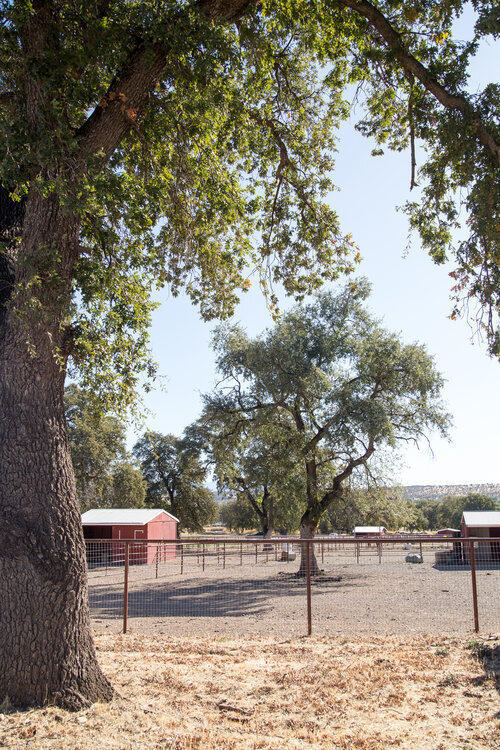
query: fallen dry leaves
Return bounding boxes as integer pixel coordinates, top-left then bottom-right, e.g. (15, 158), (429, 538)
(0, 634), (498, 749)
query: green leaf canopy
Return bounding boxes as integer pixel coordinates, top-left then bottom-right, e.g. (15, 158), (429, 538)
(1, 0), (498, 412)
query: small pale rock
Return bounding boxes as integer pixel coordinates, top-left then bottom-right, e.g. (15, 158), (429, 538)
(406, 553), (423, 563)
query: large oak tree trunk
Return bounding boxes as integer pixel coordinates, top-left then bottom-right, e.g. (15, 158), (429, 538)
(297, 484), (345, 576)
(297, 519), (321, 577)
(296, 457), (322, 576)
(0, 194), (113, 709)
(262, 521), (275, 552)
(263, 490), (274, 539)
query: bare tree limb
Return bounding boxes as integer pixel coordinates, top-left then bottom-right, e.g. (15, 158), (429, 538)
(320, 439), (375, 510)
(235, 476), (265, 520)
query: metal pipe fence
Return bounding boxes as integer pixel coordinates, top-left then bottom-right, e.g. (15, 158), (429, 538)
(85, 537), (499, 637)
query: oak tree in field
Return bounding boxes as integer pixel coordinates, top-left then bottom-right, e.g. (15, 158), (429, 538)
(108, 459), (147, 509)
(66, 385), (145, 509)
(219, 495), (258, 533)
(133, 432), (218, 533)
(196, 413), (305, 537)
(66, 384), (127, 511)
(207, 281), (450, 573)
(0, 0), (496, 707)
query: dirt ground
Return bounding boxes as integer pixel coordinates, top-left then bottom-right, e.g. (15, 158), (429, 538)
(1, 634), (498, 749)
(88, 550), (500, 637)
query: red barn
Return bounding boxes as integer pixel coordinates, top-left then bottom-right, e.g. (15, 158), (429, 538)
(82, 508), (179, 565)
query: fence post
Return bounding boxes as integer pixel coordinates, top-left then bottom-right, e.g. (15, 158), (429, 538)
(223, 542), (226, 569)
(305, 541), (312, 636)
(123, 541), (130, 634)
(469, 540), (479, 633)
(255, 543), (258, 564)
(240, 542), (243, 565)
(155, 545), (159, 579)
(419, 541), (423, 561)
(356, 542), (360, 564)
(202, 543), (205, 572)
(321, 542), (324, 564)
(180, 543), (184, 574)
(378, 542), (382, 564)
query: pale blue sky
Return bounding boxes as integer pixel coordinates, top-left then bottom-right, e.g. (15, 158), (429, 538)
(127, 10), (499, 486)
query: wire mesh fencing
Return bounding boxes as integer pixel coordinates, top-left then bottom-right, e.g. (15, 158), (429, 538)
(85, 537), (499, 638)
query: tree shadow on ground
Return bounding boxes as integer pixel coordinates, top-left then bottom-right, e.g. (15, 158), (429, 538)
(468, 641), (500, 695)
(88, 570), (365, 620)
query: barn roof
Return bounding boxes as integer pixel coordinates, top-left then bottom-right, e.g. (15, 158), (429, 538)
(353, 526), (386, 533)
(81, 508), (179, 525)
(462, 511), (500, 528)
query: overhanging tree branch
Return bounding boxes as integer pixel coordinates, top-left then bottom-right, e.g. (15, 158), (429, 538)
(76, 0), (254, 163)
(335, 0), (500, 166)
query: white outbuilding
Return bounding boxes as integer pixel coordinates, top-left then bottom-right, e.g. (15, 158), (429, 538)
(353, 525), (386, 538)
(461, 510), (500, 562)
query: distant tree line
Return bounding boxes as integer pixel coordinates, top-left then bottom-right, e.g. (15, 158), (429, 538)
(410, 493), (498, 531)
(219, 487), (420, 536)
(402, 485), (500, 503)
(66, 386), (218, 533)
(218, 489), (498, 535)
(65, 384), (146, 513)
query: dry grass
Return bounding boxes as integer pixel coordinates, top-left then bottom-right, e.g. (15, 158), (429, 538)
(1, 634), (498, 749)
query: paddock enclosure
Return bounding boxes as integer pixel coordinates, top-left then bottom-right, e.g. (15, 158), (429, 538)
(86, 537), (499, 637)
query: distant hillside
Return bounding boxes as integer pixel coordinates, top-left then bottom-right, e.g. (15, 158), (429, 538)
(213, 484), (500, 503)
(403, 484), (500, 502)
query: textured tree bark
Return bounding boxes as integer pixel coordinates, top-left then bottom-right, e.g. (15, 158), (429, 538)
(0, 194), (113, 709)
(295, 456), (322, 576)
(262, 523), (275, 538)
(297, 519), (321, 577)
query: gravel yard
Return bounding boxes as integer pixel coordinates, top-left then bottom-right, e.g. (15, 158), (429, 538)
(88, 546), (500, 637)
